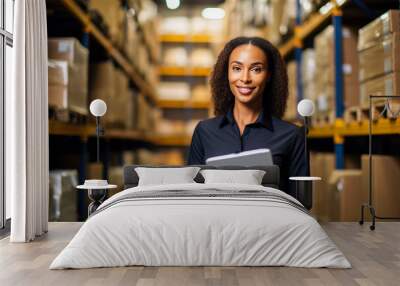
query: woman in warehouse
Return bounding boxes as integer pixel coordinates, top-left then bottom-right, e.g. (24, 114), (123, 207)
(188, 36), (308, 198)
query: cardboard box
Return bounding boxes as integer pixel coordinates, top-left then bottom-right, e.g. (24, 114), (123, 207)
(48, 85), (68, 109)
(359, 33), (400, 82)
(48, 38), (88, 66)
(158, 82), (191, 100)
(48, 60), (68, 85)
(361, 155), (400, 218)
(159, 17), (191, 35)
(328, 170), (363, 221)
(190, 48), (214, 67)
(48, 59), (87, 113)
(360, 72), (400, 107)
(163, 47), (188, 67)
(358, 10), (400, 51)
(301, 49), (316, 84)
(48, 39), (88, 114)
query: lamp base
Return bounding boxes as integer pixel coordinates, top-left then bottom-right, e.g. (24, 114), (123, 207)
(88, 189), (107, 216)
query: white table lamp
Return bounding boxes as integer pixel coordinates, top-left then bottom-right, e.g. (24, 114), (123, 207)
(289, 99), (320, 210)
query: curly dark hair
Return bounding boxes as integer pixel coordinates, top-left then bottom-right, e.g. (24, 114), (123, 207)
(210, 37), (288, 118)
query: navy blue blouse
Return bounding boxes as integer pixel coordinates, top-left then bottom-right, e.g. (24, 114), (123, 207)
(187, 110), (309, 198)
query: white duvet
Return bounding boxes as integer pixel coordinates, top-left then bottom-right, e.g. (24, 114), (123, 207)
(50, 183), (351, 269)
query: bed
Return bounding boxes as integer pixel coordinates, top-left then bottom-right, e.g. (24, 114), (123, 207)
(50, 165), (350, 269)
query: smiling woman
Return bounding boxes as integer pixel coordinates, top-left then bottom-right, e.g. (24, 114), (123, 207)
(187, 37), (309, 199)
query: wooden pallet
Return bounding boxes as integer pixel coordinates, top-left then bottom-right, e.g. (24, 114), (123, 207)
(48, 107), (88, 124)
(312, 111), (335, 127)
(344, 101), (400, 123)
(360, 101), (400, 122)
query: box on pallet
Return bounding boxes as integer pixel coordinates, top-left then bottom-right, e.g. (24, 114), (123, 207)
(48, 38), (88, 115)
(360, 72), (400, 107)
(328, 170), (363, 222)
(358, 10), (400, 51)
(359, 33), (400, 82)
(361, 155), (400, 219)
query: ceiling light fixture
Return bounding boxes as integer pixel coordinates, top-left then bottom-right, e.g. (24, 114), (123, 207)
(166, 0), (180, 10)
(202, 8), (225, 20)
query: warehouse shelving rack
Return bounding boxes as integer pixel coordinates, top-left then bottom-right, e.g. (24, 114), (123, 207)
(279, 0), (400, 169)
(60, 0), (157, 103)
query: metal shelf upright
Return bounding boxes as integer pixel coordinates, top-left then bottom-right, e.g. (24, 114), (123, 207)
(332, 5), (345, 169)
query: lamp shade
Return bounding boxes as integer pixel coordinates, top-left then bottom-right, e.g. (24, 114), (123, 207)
(89, 99), (107, 117)
(297, 99), (315, 117)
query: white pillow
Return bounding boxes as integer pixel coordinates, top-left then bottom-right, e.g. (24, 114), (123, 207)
(200, 169), (266, 185)
(135, 167), (201, 186)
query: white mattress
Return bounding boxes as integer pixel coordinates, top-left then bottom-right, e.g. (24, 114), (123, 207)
(50, 183), (351, 269)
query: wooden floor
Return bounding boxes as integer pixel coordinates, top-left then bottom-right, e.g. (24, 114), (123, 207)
(0, 222), (399, 286)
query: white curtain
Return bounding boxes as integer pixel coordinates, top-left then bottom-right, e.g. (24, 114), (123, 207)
(7, 0), (49, 242)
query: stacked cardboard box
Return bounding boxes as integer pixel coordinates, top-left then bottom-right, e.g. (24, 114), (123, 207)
(285, 61), (297, 120)
(314, 26), (359, 113)
(358, 10), (400, 51)
(90, 61), (137, 129)
(361, 155), (400, 219)
(358, 10), (400, 108)
(48, 38), (89, 115)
